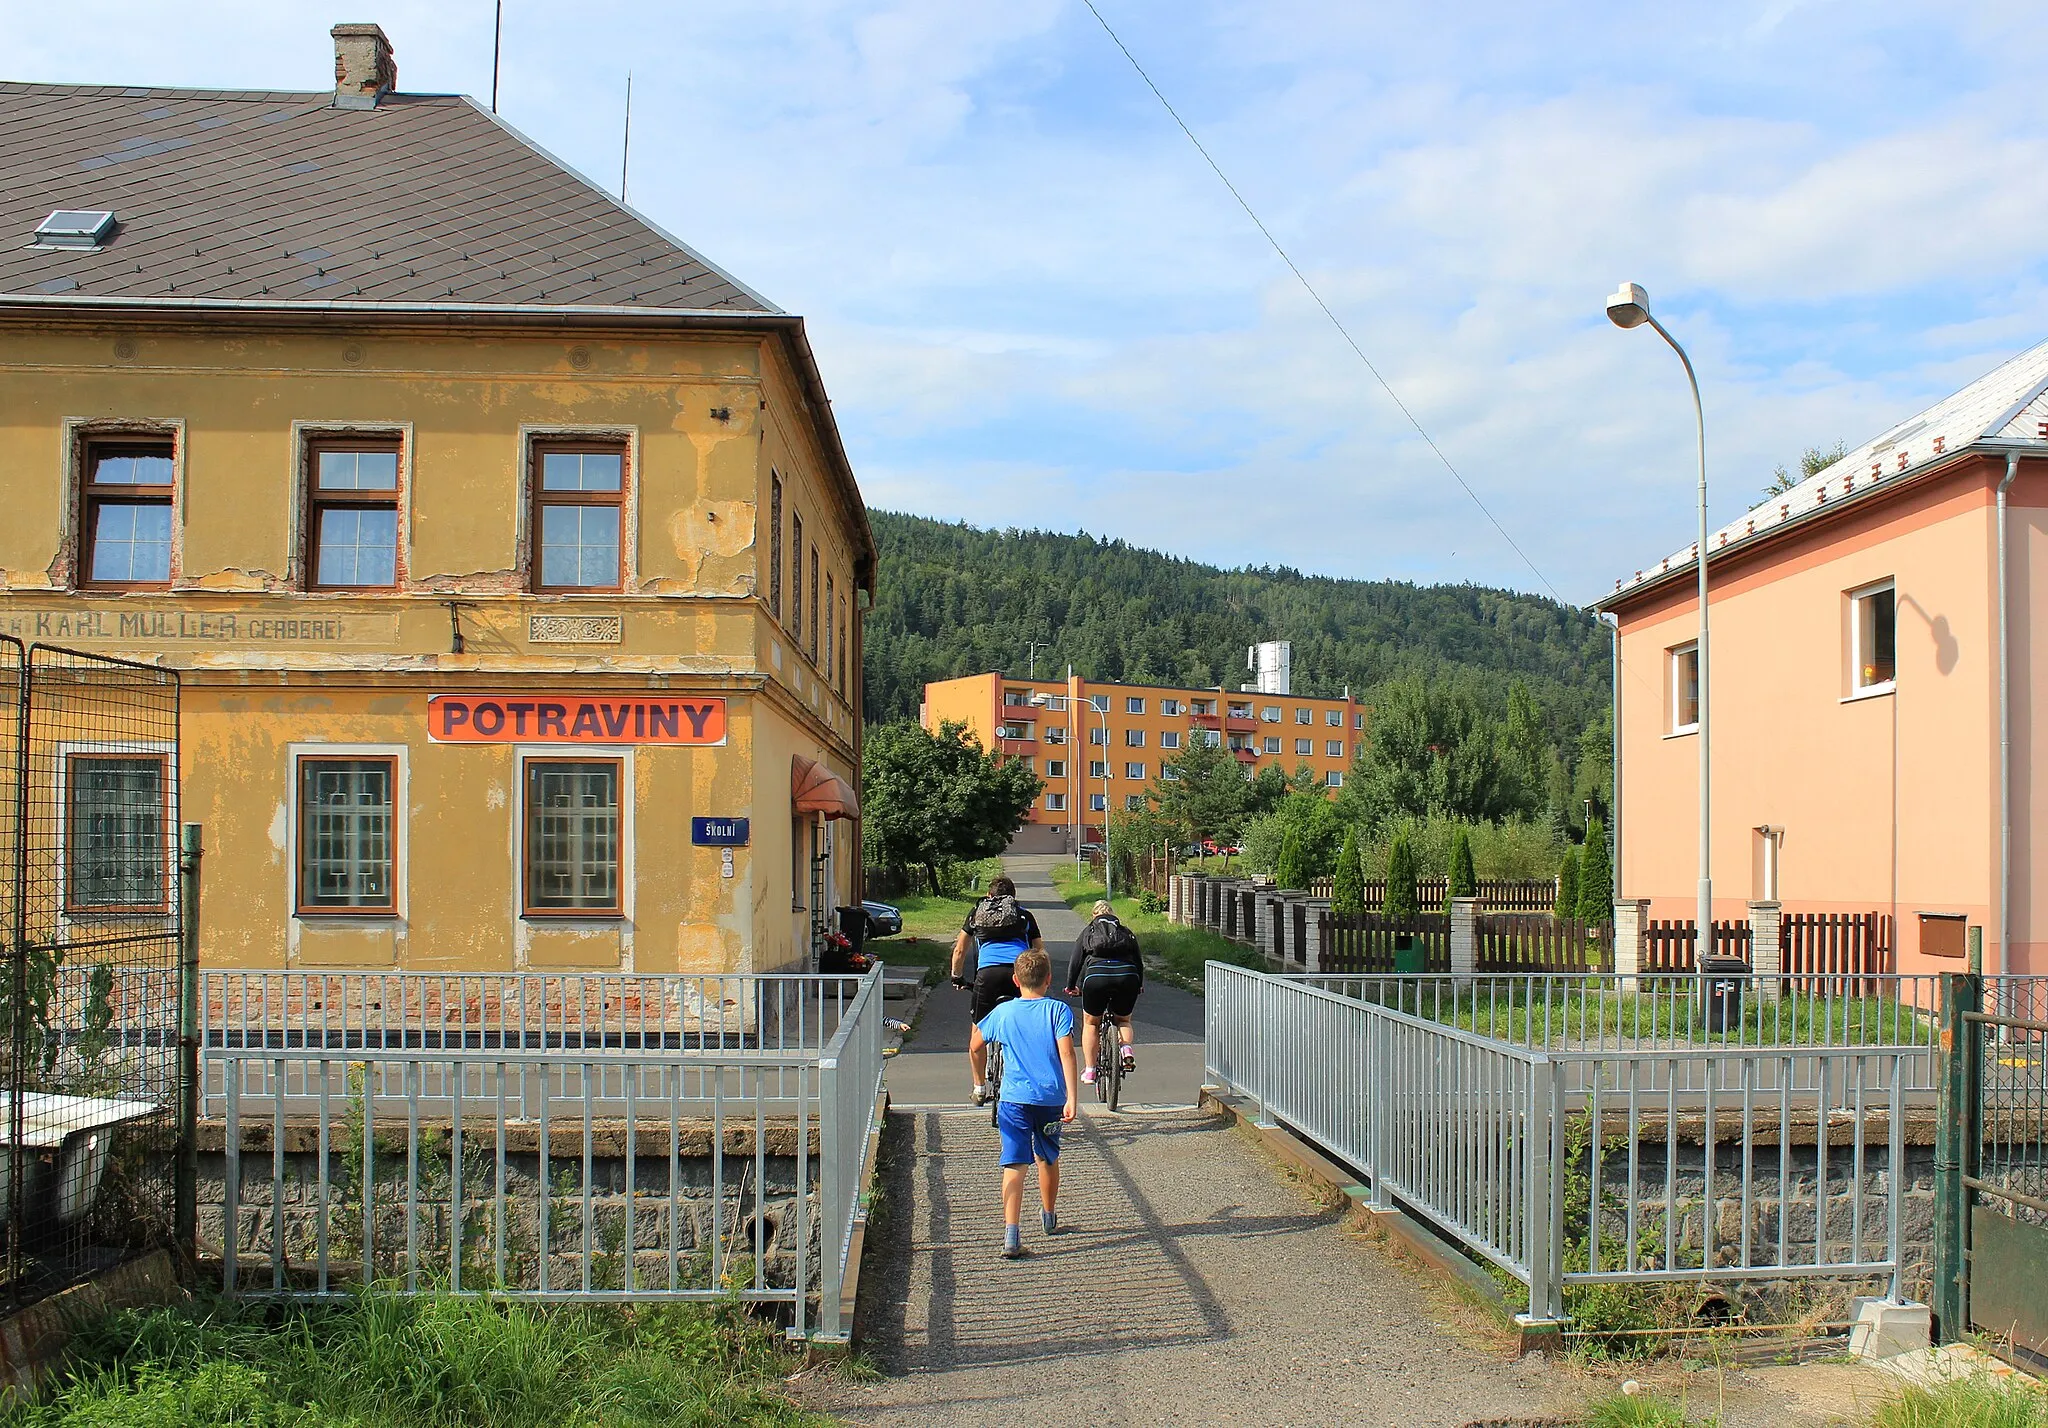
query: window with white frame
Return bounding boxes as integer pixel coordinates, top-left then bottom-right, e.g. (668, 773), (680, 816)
(297, 756), (397, 914)
(1294, 738), (1312, 756)
(1161, 698), (1182, 716)
(1326, 770), (1344, 788)
(1295, 708), (1312, 725)
(1089, 793), (1107, 812)
(1089, 726), (1107, 746)
(1193, 699), (1215, 715)
(1043, 727), (1066, 745)
(1045, 793), (1066, 812)
(1229, 701), (1252, 718)
(1124, 761), (1145, 779)
(1089, 760), (1108, 778)
(1326, 709), (1342, 727)
(1327, 740), (1344, 758)
(1125, 794), (1146, 811)
(66, 753), (169, 913)
(1852, 581), (1896, 693)
(1354, 712), (1367, 730)
(1124, 728), (1145, 747)
(1160, 730), (1180, 750)
(1089, 695), (1108, 712)
(1160, 765), (1181, 781)
(1670, 642), (1700, 733)
(1261, 706), (1281, 722)
(1203, 730), (1221, 747)
(1125, 696), (1145, 714)
(1045, 759), (1065, 777)
(1262, 736), (1281, 754)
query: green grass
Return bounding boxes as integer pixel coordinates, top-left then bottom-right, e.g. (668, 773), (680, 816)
(1580, 1387), (1693, 1427)
(1870, 1372), (2048, 1428)
(867, 857), (1001, 981)
(1049, 864), (1264, 991)
(6, 1291), (828, 1428)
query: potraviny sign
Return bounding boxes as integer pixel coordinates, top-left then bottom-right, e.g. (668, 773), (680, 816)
(426, 694), (727, 745)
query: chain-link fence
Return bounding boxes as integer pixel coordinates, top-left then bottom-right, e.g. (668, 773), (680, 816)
(1, 638), (184, 1308)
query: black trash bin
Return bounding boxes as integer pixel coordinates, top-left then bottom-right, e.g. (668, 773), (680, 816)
(1700, 956), (1750, 1032)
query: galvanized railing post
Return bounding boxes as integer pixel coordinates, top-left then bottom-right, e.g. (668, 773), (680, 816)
(1932, 969), (1981, 1341)
(1517, 1055), (1566, 1333)
(176, 823), (203, 1269)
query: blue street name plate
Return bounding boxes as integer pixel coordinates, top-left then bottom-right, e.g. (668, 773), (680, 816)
(692, 817), (750, 846)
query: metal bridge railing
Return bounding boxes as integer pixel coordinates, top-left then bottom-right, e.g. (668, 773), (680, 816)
(211, 965), (886, 1340)
(1206, 962), (1923, 1323)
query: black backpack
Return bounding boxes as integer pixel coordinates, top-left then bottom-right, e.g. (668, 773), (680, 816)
(1086, 917), (1141, 965)
(969, 894), (1026, 940)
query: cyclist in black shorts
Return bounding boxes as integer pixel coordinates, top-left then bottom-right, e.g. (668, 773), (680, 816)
(1064, 900), (1142, 1084)
(950, 875), (1043, 1105)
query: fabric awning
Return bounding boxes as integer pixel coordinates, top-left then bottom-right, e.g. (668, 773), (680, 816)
(791, 755), (860, 820)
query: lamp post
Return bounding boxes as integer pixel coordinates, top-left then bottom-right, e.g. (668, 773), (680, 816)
(1606, 281), (1711, 977)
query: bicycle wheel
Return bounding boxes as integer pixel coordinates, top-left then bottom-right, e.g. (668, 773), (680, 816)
(1103, 1018), (1123, 1113)
(987, 1042), (1004, 1127)
(1093, 1017), (1111, 1104)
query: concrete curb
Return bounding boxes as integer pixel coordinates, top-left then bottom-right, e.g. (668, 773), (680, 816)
(1199, 1088), (1534, 1346)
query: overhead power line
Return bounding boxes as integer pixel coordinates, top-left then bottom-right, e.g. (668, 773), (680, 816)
(1079, 0), (1567, 607)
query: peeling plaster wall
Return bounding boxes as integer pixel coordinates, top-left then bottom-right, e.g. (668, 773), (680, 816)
(0, 319), (865, 974)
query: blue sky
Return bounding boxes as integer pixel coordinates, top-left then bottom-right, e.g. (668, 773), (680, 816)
(11, 0), (2048, 604)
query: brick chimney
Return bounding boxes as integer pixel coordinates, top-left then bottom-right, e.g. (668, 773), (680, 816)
(331, 23), (396, 109)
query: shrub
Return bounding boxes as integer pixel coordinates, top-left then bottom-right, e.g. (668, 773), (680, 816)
(1382, 829), (1419, 919)
(1577, 817), (1612, 923)
(1274, 828), (1312, 890)
(1138, 888), (1165, 914)
(1446, 826), (1476, 906)
(1332, 828), (1366, 916)
(1556, 847), (1580, 919)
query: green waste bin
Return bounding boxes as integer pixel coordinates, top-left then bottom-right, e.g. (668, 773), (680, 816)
(1393, 935), (1426, 974)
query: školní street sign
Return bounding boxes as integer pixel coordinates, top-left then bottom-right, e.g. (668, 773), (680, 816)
(692, 818), (750, 846)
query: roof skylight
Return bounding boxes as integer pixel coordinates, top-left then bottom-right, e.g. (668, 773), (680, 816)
(33, 210), (117, 249)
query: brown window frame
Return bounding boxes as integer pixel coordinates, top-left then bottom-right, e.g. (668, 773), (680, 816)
(295, 754), (399, 917)
(64, 752), (171, 916)
(808, 545), (820, 663)
(768, 473), (783, 620)
(79, 439), (176, 591)
(305, 436), (403, 591)
(529, 440), (628, 594)
(790, 513), (804, 646)
(522, 756), (625, 918)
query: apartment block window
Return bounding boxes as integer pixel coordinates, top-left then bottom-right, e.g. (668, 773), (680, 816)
(1160, 730), (1180, 750)
(1089, 793), (1107, 813)
(1043, 727), (1066, 745)
(1262, 736), (1281, 754)
(1161, 699), (1181, 716)
(1015, 757), (1034, 773)
(1229, 702), (1252, 719)
(532, 444), (624, 590)
(1089, 695), (1109, 712)
(1125, 696), (1145, 714)
(999, 722), (1029, 741)
(524, 759), (622, 916)
(1089, 760), (1109, 778)
(1295, 738), (1312, 756)
(1045, 793), (1067, 812)
(790, 514), (803, 645)
(1355, 712), (1367, 731)
(297, 757), (395, 914)
(768, 474), (782, 619)
(1670, 642), (1700, 734)
(66, 754), (167, 913)
(1327, 740), (1344, 758)
(1326, 770), (1344, 788)
(1192, 699), (1215, 715)
(1089, 726), (1107, 746)
(1853, 581), (1897, 693)
(1124, 761), (1145, 779)
(1124, 729), (1145, 747)
(1125, 794), (1146, 811)
(1229, 735), (1250, 751)
(1045, 760), (1066, 778)
(1204, 730), (1221, 747)
(1295, 708), (1312, 725)
(307, 440), (400, 589)
(81, 442), (175, 587)
(808, 546), (820, 662)
(1161, 765), (1181, 781)
(1327, 710), (1342, 727)
(1003, 689), (1033, 707)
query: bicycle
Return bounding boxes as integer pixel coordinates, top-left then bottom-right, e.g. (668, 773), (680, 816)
(1094, 1013), (1126, 1112)
(985, 1039), (1005, 1126)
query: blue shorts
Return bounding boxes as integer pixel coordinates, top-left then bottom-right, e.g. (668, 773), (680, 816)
(996, 1101), (1064, 1167)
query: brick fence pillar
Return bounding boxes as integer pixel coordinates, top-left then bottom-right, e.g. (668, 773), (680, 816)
(1613, 898), (1650, 990)
(1749, 900), (1783, 1002)
(1303, 900), (1330, 973)
(1449, 897), (1480, 982)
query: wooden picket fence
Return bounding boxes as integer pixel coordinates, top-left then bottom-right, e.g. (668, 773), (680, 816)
(1782, 911), (1893, 993)
(1305, 876), (1558, 912)
(1641, 918), (1753, 974)
(1474, 913), (1615, 973)
(1321, 911), (1451, 973)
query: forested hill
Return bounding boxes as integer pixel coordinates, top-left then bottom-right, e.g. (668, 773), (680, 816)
(863, 511), (1610, 740)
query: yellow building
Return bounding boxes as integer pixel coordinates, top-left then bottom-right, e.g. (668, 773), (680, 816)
(0, 25), (873, 975)
(923, 671), (1366, 853)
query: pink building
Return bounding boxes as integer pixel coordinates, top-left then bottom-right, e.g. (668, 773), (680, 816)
(1598, 340), (2048, 977)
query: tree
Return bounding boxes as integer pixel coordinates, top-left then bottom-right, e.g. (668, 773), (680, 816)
(861, 720), (1042, 894)
(1152, 732), (1250, 846)
(1755, 441), (1847, 509)
(1576, 817), (1612, 923)
(1382, 828), (1419, 919)
(1555, 846), (1580, 920)
(1339, 675), (1528, 831)
(1332, 827), (1366, 916)
(1447, 825), (1476, 903)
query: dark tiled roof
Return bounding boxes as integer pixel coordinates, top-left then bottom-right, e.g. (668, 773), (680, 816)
(0, 82), (775, 311)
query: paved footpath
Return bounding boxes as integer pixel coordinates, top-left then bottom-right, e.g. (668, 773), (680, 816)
(811, 855), (1568, 1428)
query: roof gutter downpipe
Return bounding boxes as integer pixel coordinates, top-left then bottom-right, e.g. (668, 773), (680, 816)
(1998, 453), (2019, 981)
(1601, 612), (1622, 898)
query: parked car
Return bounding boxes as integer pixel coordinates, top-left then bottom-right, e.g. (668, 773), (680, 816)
(861, 900), (902, 937)
(1079, 841), (1106, 856)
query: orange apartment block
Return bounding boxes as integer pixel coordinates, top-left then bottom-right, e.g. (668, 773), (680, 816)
(922, 672), (1365, 853)
(1598, 337), (2048, 977)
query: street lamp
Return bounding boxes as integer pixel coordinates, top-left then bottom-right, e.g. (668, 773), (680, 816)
(1607, 281), (1711, 976)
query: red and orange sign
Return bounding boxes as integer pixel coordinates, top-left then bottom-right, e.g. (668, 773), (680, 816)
(427, 695), (727, 745)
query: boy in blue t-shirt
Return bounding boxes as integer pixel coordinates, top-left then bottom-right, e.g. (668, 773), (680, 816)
(968, 947), (1078, 1259)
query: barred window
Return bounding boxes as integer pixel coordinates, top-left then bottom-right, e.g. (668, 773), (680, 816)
(66, 754), (166, 913)
(524, 759), (621, 915)
(298, 757), (396, 914)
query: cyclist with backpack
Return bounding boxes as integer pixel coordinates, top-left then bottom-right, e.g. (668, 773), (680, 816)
(1064, 899), (1143, 1083)
(950, 875), (1043, 1105)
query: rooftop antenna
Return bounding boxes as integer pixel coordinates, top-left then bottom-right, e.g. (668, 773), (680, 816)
(619, 72), (633, 202)
(490, 0), (503, 112)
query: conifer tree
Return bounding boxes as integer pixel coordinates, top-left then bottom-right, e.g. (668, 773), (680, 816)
(1275, 828), (1311, 891)
(1332, 827), (1366, 916)
(1383, 829), (1420, 920)
(1447, 826), (1477, 905)
(1555, 846), (1580, 920)
(1576, 818), (1612, 923)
